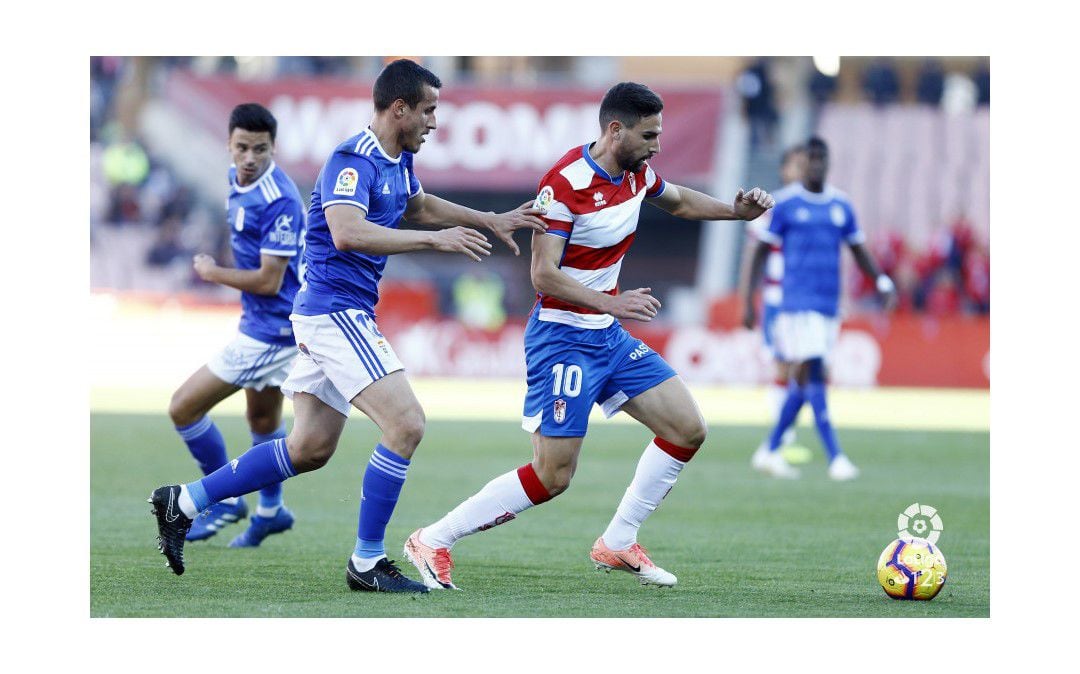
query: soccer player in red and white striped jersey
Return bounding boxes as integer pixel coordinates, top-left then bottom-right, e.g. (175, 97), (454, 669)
(405, 82), (774, 589)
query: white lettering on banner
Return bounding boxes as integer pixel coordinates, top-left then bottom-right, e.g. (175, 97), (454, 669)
(270, 96), (599, 174)
(271, 95), (372, 166)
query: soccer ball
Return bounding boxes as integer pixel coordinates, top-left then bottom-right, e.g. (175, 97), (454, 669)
(876, 538), (947, 600)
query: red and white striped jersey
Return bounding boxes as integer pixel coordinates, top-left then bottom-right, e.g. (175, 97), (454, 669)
(532, 144), (666, 329)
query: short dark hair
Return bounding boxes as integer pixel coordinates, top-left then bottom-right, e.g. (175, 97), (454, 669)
(599, 82), (664, 128)
(373, 59), (442, 111)
(806, 136), (829, 153)
(229, 103), (277, 142)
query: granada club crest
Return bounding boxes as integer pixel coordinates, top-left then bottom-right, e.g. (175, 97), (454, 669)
(553, 398), (567, 424)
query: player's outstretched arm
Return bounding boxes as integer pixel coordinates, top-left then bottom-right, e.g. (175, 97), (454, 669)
(741, 241), (772, 329)
(327, 204), (492, 261)
(530, 232), (661, 322)
(850, 242), (899, 310)
(404, 192), (547, 256)
(193, 253), (289, 296)
(650, 183), (775, 222)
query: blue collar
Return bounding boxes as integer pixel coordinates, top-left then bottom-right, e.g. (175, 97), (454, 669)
(582, 144), (623, 185)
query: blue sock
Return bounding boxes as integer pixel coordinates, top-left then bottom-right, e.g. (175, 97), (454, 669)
(768, 382), (805, 451)
(805, 382), (842, 462)
(176, 416), (228, 476)
(186, 438), (297, 513)
(251, 424), (287, 509)
(354, 444), (410, 559)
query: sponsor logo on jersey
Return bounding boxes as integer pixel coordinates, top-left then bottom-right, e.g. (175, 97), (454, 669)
(234, 206), (246, 232)
(230, 458), (240, 473)
(795, 207), (810, 222)
(382, 182), (391, 195)
(270, 213), (298, 245)
(535, 185), (554, 211)
(593, 191), (607, 207)
(334, 168), (359, 196)
(553, 398), (567, 424)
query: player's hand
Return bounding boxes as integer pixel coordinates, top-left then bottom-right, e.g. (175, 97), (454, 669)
(742, 303), (757, 330)
(606, 287), (662, 322)
(431, 226), (492, 262)
(733, 187), (775, 221)
(487, 201), (548, 256)
(193, 254), (217, 281)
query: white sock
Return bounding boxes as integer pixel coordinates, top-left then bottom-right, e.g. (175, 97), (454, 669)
(421, 468), (538, 549)
(177, 484), (200, 519)
(602, 441), (687, 551)
(256, 504), (281, 518)
(350, 554), (384, 572)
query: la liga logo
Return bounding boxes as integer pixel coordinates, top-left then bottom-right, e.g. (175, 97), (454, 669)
(897, 502), (944, 544)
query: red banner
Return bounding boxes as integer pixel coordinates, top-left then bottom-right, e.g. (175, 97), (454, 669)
(165, 73), (724, 191)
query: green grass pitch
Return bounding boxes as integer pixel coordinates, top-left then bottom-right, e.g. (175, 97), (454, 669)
(91, 413), (988, 617)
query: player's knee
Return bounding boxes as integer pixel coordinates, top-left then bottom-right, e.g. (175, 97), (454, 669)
(683, 419), (708, 450)
(386, 409), (426, 455)
(246, 412), (279, 436)
(537, 464), (574, 497)
(168, 390), (199, 427)
(286, 431), (336, 473)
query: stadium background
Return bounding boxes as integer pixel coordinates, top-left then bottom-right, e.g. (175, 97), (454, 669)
(90, 55), (989, 393)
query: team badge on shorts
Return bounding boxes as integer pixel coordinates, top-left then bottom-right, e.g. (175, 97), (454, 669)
(553, 398), (567, 424)
(334, 168), (358, 196)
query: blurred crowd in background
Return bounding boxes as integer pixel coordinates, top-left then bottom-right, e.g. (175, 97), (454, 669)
(90, 56), (989, 320)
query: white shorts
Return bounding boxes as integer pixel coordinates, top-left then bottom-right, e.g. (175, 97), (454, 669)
(207, 333), (298, 391)
(773, 310), (840, 362)
(280, 310), (404, 417)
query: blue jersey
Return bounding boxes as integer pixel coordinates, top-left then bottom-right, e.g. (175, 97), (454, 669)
(227, 161), (306, 346)
(759, 183), (864, 317)
(293, 128), (423, 318)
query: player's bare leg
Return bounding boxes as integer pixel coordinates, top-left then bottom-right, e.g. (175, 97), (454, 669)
(285, 392), (348, 471)
(406, 434), (582, 589)
(169, 366), (240, 428)
(350, 371), (426, 460)
(590, 376), (704, 587)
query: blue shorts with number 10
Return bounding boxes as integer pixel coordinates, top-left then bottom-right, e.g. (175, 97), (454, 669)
(521, 310), (677, 438)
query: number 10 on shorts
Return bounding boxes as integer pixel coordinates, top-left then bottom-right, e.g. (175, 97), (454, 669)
(552, 364), (583, 397)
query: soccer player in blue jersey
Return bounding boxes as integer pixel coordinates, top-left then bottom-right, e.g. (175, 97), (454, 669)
(150, 59), (546, 591)
(743, 136), (897, 480)
(744, 145), (807, 470)
(167, 103), (304, 547)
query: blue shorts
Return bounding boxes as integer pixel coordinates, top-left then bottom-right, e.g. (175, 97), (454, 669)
(521, 313), (677, 438)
